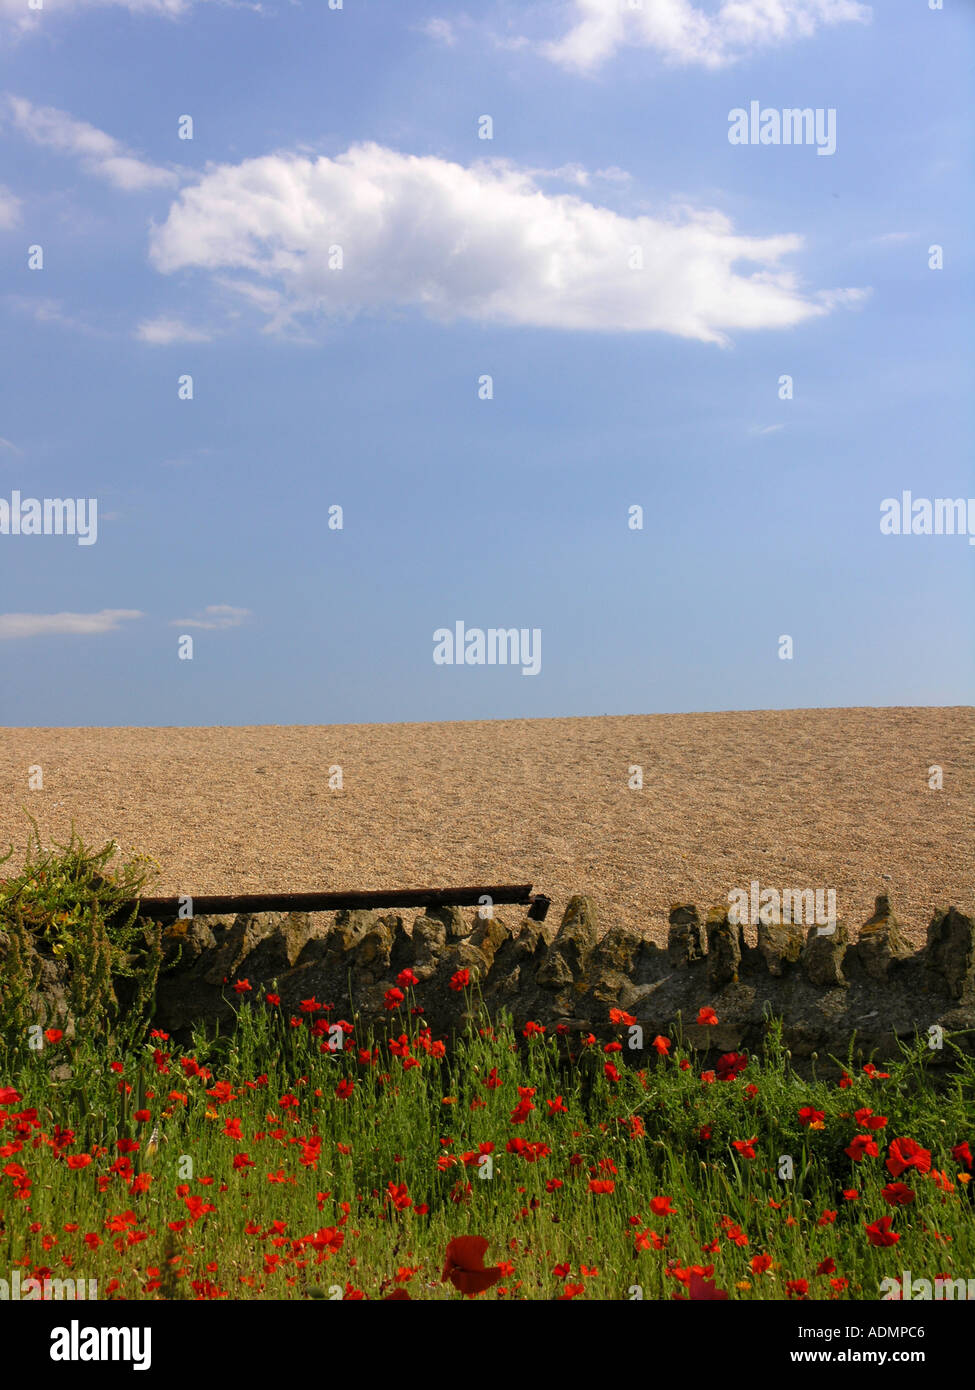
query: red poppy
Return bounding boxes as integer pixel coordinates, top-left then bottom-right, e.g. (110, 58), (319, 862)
(396, 969), (419, 988)
(64, 1154), (92, 1170)
(882, 1183), (915, 1206)
(335, 1080), (355, 1100)
(732, 1138), (758, 1159)
(886, 1136), (932, 1179)
(716, 1051), (748, 1081)
(609, 1008), (636, 1026)
(952, 1141), (972, 1170)
(649, 1196), (676, 1216)
(449, 970), (470, 992)
(441, 1236), (502, 1297)
(798, 1106), (825, 1127)
(865, 1216), (900, 1247)
(697, 1007), (719, 1025)
(652, 1036), (671, 1055)
(751, 1254), (773, 1274)
(384, 988), (405, 1011)
(588, 1179), (615, 1194)
(845, 1134), (879, 1162)
(232, 979), (252, 994)
(687, 1271), (728, 1300)
(0, 1087), (22, 1105)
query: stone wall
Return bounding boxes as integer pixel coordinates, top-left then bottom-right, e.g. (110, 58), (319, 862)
(144, 894), (975, 1066)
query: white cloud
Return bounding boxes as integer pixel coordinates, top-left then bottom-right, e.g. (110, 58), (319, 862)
(136, 315), (213, 344)
(6, 295), (103, 335)
(0, 609), (143, 639)
(0, 184), (21, 228)
(541, 0), (871, 72)
(169, 604), (251, 629)
(0, 436), (23, 454)
(0, 0), (194, 30)
(148, 143), (863, 345)
(2, 95), (178, 191)
(420, 16), (457, 47)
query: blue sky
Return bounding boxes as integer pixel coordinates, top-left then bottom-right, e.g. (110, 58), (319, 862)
(0, 0), (972, 727)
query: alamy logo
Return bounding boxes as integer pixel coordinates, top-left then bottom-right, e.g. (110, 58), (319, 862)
(880, 493), (975, 544)
(0, 491), (98, 545)
(50, 1320), (151, 1371)
(728, 880), (837, 934)
(881, 1270), (975, 1301)
(433, 621), (541, 676)
(1, 1271), (97, 1300)
(728, 102), (836, 156)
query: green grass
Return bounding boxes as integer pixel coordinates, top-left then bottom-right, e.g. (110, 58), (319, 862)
(1, 833), (972, 1301)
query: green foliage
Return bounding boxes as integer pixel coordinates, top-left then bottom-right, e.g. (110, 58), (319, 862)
(0, 816), (164, 1050)
(1, 988), (972, 1301)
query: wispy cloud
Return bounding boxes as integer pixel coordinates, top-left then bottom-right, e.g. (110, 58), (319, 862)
(169, 604), (251, 629)
(0, 436), (23, 455)
(539, 0), (872, 73)
(2, 94), (178, 191)
(0, 609), (143, 639)
(0, 183), (21, 228)
(135, 315), (214, 344)
(7, 295), (103, 335)
(148, 143), (865, 346)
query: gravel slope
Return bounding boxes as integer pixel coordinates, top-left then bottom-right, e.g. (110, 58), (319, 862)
(1, 707), (971, 946)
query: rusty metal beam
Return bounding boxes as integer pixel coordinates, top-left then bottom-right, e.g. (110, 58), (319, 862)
(134, 883), (547, 919)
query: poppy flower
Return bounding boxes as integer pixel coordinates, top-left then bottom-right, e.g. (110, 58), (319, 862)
(882, 1183), (915, 1206)
(697, 1008), (719, 1026)
(865, 1216), (900, 1247)
(886, 1136), (932, 1179)
(716, 1052), (748, 1081)
(588, 1179), (615, 1194)
(441, 1236), (503, 1297)
(649, 1196), (676, 1216)
(686, 1272), (728, 1300)
(952, 1141), (972, 1170)
(449, 970), (470, 992)
(64, 1154), (92, 1170)
(652, 1036), (671, 1055)
(751, 1254), (773, 1274)
(383, 1289), (411, 1300)
(845, 1134), (879, 1162)
(609, 1008), (636, 1026)
(798, 1106), (825, 1128)
(384, 988), (405, 1011)
(732, 1138), (758, 1159)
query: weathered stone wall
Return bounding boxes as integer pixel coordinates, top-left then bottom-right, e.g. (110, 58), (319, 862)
(142, 894), (975, 1066)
